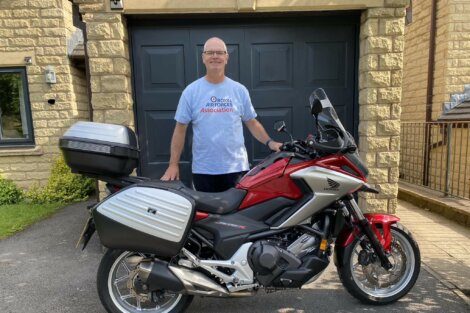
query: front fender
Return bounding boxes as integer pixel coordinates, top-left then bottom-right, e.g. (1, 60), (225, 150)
(333, 213), (400, 267)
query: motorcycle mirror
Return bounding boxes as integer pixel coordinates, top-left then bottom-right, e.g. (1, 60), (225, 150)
(309, 89), (325, 117)
(273, 120), (286, 133)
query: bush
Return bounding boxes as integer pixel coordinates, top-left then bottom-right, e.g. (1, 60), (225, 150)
(0, 176), (23, 205)
(27, 156), (95, 204)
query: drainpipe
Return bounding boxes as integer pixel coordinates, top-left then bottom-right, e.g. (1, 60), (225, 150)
(82, 24), (93, 122)
(423, 0), (437, 186)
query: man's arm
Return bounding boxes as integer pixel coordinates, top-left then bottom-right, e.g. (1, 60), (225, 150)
(244, 118), (282, 151)
(161, 122), (188, 180)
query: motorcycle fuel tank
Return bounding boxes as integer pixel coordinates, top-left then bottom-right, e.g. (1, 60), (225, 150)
(93, 185), (195, 257)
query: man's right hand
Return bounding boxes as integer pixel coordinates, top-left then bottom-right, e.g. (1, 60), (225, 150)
(161, 164), (179, 181)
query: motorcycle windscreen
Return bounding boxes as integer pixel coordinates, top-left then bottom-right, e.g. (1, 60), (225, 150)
(93, 186), (195, 257)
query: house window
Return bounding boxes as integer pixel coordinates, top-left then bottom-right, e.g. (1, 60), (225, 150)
(0, 68), (34, 146)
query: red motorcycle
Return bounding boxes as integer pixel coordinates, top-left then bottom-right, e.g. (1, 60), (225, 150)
(61, 88), (420, 313)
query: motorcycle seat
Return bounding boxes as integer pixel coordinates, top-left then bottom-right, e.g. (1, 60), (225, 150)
(142, 180), (247, 215)
(180, 187), (247, 215)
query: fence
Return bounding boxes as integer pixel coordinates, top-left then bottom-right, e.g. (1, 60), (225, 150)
(400, 122), (470, 199)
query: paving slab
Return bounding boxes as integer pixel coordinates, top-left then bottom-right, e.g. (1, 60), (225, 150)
(397, 200), (470, 296)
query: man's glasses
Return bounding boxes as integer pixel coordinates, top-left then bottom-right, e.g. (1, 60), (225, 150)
(203, 51), (227, 56)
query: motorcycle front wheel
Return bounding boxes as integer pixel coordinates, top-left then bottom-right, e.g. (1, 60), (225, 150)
(337, 223), (420, 305)
(97, 249), (193, 313)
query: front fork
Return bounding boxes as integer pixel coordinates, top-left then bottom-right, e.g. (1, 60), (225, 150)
(344, 195), (393, 270)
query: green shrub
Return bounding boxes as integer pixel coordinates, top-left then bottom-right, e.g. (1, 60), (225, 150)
(27, 156), (95, 204)
(0, 176), (23, 205)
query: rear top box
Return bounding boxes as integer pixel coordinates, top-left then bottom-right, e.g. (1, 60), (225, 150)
(59, 121), (139, 177)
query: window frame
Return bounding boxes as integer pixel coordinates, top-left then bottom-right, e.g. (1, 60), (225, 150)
(0, 67), (35, 147)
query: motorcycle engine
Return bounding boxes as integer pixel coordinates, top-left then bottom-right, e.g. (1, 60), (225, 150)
(248, 233), (321, 287)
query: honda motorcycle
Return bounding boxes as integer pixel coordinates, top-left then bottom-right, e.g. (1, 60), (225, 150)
(60, 88), (420, 313)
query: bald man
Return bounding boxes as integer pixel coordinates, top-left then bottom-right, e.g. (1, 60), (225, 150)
(161, 37), (282, 192)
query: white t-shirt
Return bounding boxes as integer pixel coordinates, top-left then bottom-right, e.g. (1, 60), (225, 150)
(174, 77), (257, 174)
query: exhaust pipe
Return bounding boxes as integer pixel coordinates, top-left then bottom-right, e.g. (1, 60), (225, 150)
(138, 260), (255, 298)
(137, 260), (184, 292)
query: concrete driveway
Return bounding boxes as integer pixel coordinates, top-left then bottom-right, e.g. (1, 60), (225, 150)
(0, 202), (468, 313)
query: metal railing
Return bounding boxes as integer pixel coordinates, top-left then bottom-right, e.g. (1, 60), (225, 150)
(400, 122), (470, 199)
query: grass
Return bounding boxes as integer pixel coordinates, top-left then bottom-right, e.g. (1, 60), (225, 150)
(0, 202), (64, 239)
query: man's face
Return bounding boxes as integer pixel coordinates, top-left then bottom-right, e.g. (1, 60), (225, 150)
(202, 39), (228, 73)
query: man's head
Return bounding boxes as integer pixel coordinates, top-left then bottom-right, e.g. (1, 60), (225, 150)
(202, 37), (228, 75)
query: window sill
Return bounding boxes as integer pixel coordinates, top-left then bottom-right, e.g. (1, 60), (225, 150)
(0, 146), (43, 156)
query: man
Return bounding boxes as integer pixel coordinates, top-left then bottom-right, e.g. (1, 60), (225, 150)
(161, 37), (282, 192)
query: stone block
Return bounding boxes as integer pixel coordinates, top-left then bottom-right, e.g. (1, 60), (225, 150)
(4, 173), (27, 180)
(363, 198), (389, 213)
(363, 71), (391, 88)
(379, 53), (403, 70)
(391, 103), (401, 118)
(40, 8), (62, 17)
(12, 9), (39, 18)
(359, 54), (379, 72)
(377, 120), (400, 135)
(376, 183), (398, 197)
(378, 87), (402, 103)
(362, 105), (390, 121)
(367, 167), (389, 183)
(366, 36), (393, 53)
(385, 0), (408, 7)
(389, 167), (399, 183)
(393, 36), (405, 52)
(33, 110), (60, 119)
(380, 19), (404, 36)
(90, 76), (101, 92)
(42, 28), (66, 37)
(391, 70), (403, 86)
(387, 198), (398, 213)
(109, 22), (125, 39)
(367, 8), (396, 18)
(377, 152), (400, 167)
(113, 58), (131, 75)
(28, 0), (58, 8)
(4, 19), (30, 28)
(79, 3), (105, 12)
(359, 88), (377, 104)
(8, 38), (35, 46)
(361, 18), (378, 38)
(104, 110), (134, 125)
(361, 136), (390, 152)
(89, 40), (126, 57)
(90, 58), (114, 73)
(390, 136), (400, 150)
(37, 37), (61, 46)
(358, 121), (377, 136)
(101, 75), (128, 92)
(87, 22), (111, 39)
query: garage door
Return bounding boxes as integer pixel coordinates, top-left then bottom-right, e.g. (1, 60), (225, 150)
(130, 15), (359, 184)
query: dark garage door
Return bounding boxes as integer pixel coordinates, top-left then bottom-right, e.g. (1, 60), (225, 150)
(130, 15), (359, 183)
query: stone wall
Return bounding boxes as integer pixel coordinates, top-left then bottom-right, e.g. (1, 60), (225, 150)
(402, 0), (470, 121)
(74, 0), (407, 212)
(358, 1), (407, 213)
(401, 0), (432, 122)
(0, 0), (89, 189)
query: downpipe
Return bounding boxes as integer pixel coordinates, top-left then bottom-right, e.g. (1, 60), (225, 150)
(137, 260), (255, 298)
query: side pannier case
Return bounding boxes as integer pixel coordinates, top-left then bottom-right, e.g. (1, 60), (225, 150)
(59, 121), (138, 177)
(92, 183), (195, 257)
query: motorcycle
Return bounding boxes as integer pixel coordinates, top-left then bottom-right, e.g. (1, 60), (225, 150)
(60, 88), (420, 313)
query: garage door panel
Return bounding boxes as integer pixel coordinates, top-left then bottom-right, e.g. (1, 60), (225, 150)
(251, 43), (294, 90)
(306, 42), (347, 87)
(248, 107), (293, 161)
(143, 45), (186, 92)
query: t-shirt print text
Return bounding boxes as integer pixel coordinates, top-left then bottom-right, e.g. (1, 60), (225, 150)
(200, 96), (234, 113)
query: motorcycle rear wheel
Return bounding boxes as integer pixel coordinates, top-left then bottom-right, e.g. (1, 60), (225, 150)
(97, 249), (193, 313)
(337, 223), (420, 305)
